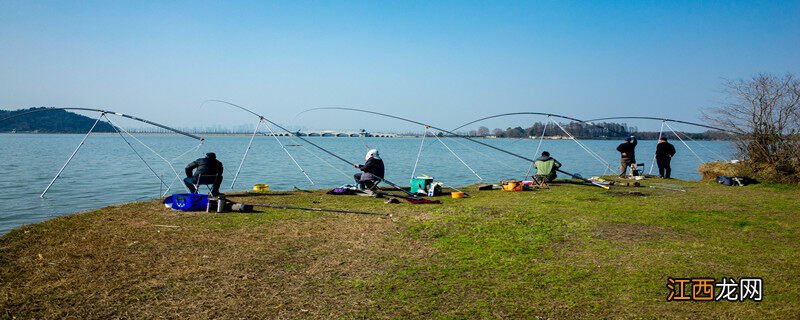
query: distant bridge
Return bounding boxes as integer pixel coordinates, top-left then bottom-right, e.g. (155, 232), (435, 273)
(264, 130), (398, 138)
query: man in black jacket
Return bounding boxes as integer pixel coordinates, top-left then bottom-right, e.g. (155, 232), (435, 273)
(655, 137), (677, 178)
(184, 152), (224, 196)
(354, 149), (385, 191)
(616, 135), (638, 177)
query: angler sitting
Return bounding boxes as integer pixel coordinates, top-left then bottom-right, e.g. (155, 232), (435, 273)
(354, 149), (384, 191)
(534, 151), (562, 183)
(184, 152), (224, 197)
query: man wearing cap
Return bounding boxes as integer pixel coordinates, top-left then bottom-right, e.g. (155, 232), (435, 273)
(616, 135), (638, 177)
(534, 151), (562, 182)
(354, 149), (385, 191)
(655, 137), (677, 178)
(184, 152), (224, 196)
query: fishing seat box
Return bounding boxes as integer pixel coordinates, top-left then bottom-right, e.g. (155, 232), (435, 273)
(410, 177), (434, 195)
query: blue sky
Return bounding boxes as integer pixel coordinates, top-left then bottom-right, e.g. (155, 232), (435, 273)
(1, 1), (798, 132)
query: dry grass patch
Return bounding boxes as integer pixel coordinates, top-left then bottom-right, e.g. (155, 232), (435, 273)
(0, 194), (434, 319)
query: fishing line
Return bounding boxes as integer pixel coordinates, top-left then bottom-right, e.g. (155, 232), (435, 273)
(524, 116), (550, 179)
(287, 135), (352, 179)
(104, 114), (169, 190)
(5, 107), (204, 198)
(446, 135), (520, 172)
(410, 127), (428, 179)
(161, 141), (205, 195)
(1, 107), (204, 140)
(648, 121), (666, 175)
(230, 119), (264, 189)
(432, 130), (483, 181)
(171, 140), (205, 163)
(664, 122), (705, 163)
(299, 107), (609, 189)
(103, 116), (188, 195)
(583, 116), (736, 134)
(450, 112), (626, 134)
(205, 100), (419, 197)
(201, 100), (315, 187)
(264, 122), (315, 185)
(550, 119), (613, 172)
(678, 130), (730, 161)
(41, 113), (103, 198)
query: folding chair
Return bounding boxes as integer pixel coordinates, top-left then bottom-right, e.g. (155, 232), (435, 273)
(193, 174), (220, 195)
(532, 175), (550, 189)
(629, 163), (645, 177)
(358, 178), (382, 196)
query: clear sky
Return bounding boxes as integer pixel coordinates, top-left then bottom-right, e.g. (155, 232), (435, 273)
(1, 1), (798, 132)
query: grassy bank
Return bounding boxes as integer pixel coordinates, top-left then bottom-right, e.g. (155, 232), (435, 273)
(2, 179), (799, 318)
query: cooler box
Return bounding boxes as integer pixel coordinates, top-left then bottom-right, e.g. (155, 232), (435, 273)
(410, 177), (434, 194)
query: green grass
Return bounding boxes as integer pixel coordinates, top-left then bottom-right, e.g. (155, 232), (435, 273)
(2, 179), (799, 318)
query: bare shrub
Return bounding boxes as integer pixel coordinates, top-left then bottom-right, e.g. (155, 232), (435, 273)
(705, 73), (800, 182)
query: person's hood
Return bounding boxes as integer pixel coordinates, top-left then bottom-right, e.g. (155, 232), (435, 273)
(536, 155), (553, 162)
(366, 149), (380, 160)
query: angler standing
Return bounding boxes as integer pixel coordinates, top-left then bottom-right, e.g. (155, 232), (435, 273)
(655, 137), (676, 178)
(184, 152), (224, 197)
(616, 135), (638, 177)
(354, 149), (384, 191)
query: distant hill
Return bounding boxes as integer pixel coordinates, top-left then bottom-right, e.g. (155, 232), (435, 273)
(0, 107), (115, 133)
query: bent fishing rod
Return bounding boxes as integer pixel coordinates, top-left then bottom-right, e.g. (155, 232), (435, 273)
(299, 107), (609, 188)
(583, 116), (736, 134)
(201, 100), (314, 188)
(450, 112), (627, 136)
(0, 107), (203, 140)
(247, 203), (387, 216)
(203, 100), (419, 197)
(1, 107), (205, 197)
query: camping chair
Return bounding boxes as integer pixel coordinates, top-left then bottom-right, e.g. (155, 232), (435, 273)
(532, 175), (551, 189)
(360, 178), (382, 193)
(193, 174), (220, 195)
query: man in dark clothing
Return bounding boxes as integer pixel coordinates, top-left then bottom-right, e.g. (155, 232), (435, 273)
(184, 152), (224, 196)
(354, 149), (385, 191)
(616, 135), (638, 177)
(655, 137), (677, 178)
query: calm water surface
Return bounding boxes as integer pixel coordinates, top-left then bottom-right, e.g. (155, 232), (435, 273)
(0, 134), (733, 234)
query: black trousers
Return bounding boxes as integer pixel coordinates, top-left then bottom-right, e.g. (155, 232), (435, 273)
(184, 175), (223, 195)
(656, 157), (671, 178)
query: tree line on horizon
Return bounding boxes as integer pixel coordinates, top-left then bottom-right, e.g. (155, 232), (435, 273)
(2, 107), (733, 140)
(457, 122), (734, 140)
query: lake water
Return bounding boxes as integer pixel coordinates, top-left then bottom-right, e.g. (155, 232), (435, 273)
(0, 134), (734, 234)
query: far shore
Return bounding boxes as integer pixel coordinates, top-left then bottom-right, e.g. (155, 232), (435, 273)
(0, 131), (732, 141)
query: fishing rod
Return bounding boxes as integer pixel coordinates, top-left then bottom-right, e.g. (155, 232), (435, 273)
(0, 107), (204, 140)
(1, 107), (205, 197)
(555, 169), (610, 189)
(583, 116), (736, 134)
(248, 203), (387, 216)
(204, 100), (420, 198)
(450, 111), (628, 135)
(200, 100), (314, 188)
(299, 107), (610, 189)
